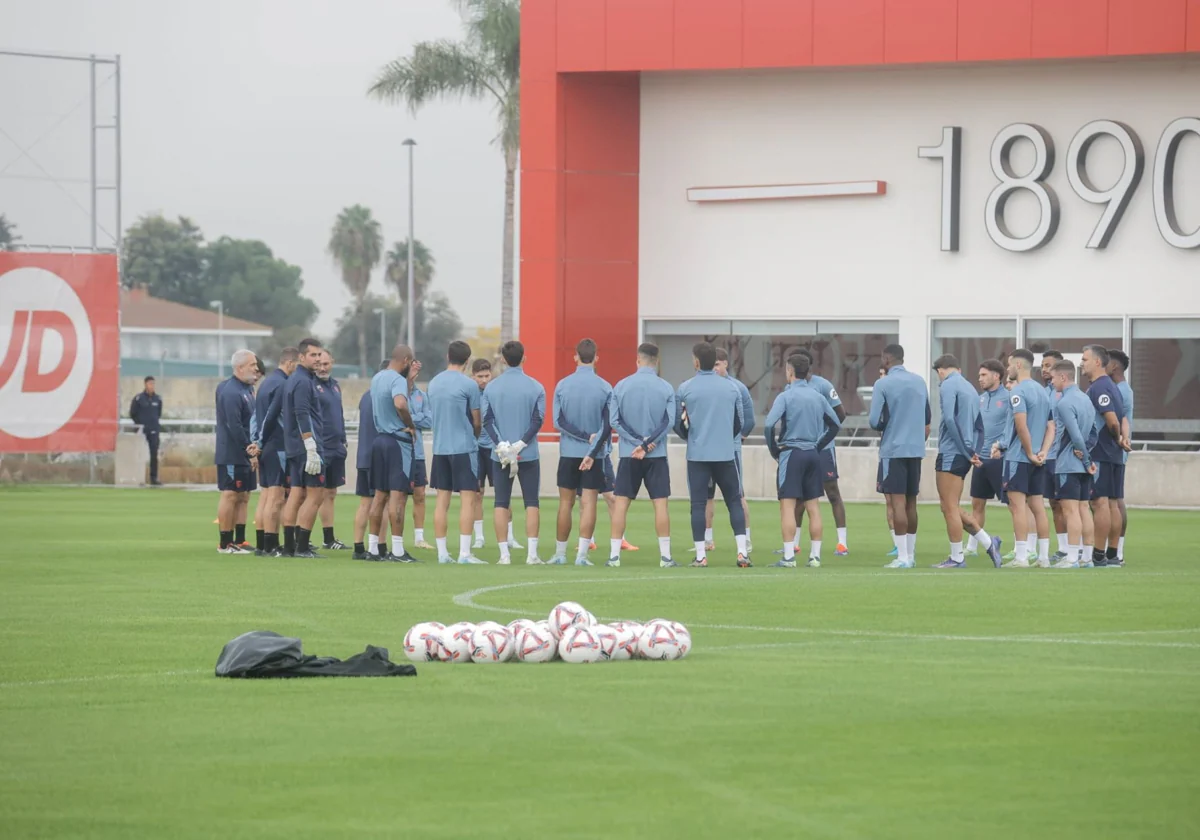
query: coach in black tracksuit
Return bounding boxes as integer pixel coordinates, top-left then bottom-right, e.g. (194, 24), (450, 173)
(129, 376), (163, 485)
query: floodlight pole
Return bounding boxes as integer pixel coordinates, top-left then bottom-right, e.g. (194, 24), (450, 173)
(403, 138), (416, 348)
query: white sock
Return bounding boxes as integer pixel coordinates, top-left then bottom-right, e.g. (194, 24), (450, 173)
(745, 527), (751, 540)
(459, 534), (472, 558)
(368, 534), (379, 555)
(414, 528), (424, 543)
(610, 538), (622, 560)
(499, 542), (511, 561)
(1056, 532), (1068, 553)
(836, 527), (847, 547)
(1016, 541), (1029, 562)
(792, 536), (800, 551)
(966, 534), (978, 552)
(906, 533), (916, 558)
(577, 537), (590, 557)
(1037, 538), (1049, 561)
(1083, 544), (1094, 562)
(392, 535), (404, 556)
(658, 536), (671, 559)
(473, 520), (484, 540)
(555, 540), (568, 558)
(436, 536), (448, 557)
(893, 532), (908, 562)
(976, 529), (992, 548)
(1062, 542), (1072, 562)
(784, 540), (795, 560)
(811, 539), (821, 559)
(507, 522), (515, 542)
(1117, 536), (1125, 560)
(528, 537), (539, 558)
(694, 540), (707, 559)
(735, 533), (748, 555)
(950, 541), (963, 561)
(1026, 533), (1036, 554)
(704, 528), (714, 543)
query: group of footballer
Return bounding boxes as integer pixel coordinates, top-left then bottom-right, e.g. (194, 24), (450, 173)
(210, 330), (1134, 570)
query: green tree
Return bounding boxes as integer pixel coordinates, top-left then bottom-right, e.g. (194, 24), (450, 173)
(0, 214), (20, 251)
(329, 293), (402, 376)
(329, 290), (464, 382)
(120, 214), (206, 302)
(368, 0), (519, 342)
(204, 236), (318, 332)
(385, 238), (436, 332)
(328, 204), (384, 376)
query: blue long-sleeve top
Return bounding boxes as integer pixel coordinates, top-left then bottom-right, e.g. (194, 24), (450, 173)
(606, 366), (675, 459)
(1117, 380), (1134, 465)
(480, 367), (546, 461)
(215, 376), (255, 466)
(674, 370), (743, 463)
(723, 374), (756, 452)
(1054, 384), (1097, 474)
(937, 371), (981, 459)
(428, 370), (481, 456)
(1005, 378), (1052, 464)
(764, 379), (841, 458)
(283, 364), (325, 460)
(808, 374), (842, 452)
(978, 386), (1010, 454)
(552, 366), (613, 458)
(356, 389), (376, 470)
(254, 368), (288, 451)
(410, 387), (433, 461)
(869, 365), (931, 458)
(317, 376), (347, 459)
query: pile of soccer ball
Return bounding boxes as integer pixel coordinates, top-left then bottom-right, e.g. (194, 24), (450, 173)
(403, 600), (691, 664)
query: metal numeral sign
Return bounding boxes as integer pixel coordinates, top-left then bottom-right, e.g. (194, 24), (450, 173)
(919, 118), (1200, 252)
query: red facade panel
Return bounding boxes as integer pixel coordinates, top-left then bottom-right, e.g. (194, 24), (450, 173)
(884, 0), (958, 64)
(563, 261), (639, 380)
(563, 75), (640, 173)
(519, 78), (561, 173)
(1109, 0), (1187, 55)
(813, 0), (885, 66)
(675, 0), (745, 69)
(742, 0), (814, 67)
(556, 0), (607, 72)
(521, 0), (558, 81)
(564, 172), (640, 262)
(518, 169), (561, 263)
(1190, 0), (1200, 50)
(606, 0), (675, 70)
(1031, 0), (1108, 58)
(958, 0), (1033, 61)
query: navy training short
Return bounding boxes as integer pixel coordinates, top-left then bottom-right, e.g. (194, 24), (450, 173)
(355, 467), (373, 498)
(819, 448), (839, 482)
(410, 458), (428, 489)
(558, 456), (607, 492)
(1090, 461), (1125, 500)
(492, 459), (540, 509)
(287, 455), (327, 490)
(935, 453), (971, 478)
(777, 448), (823, 502)
(614, 456), (670, 500)
(877, 456), (922, 496)
(1055, 472), (1092, 502)
(1042, 460), (1058, 500)
(687, 460), (742, 507)
(970, 457), (1005, 501)
(1002, 460), (1044, 497)
(477, 447), (493, 488)
(258, 449), (288, 489)
(370, 435), (412, 494)
(706, 451), (744, 499)
(325, 456), (347, 489)
(430, 452), (478, 493)
(218, 464), (254, 492)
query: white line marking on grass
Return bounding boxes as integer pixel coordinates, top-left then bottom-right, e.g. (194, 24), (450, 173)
(0, 669), (205, 689)
(453, 579), (1200, 650)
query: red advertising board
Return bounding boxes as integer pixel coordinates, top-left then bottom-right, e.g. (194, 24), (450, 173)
(0, 252), (120, 452)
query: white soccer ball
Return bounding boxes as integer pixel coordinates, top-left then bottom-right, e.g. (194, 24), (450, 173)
(437, 621), (476, 663)
(582, 610), (597, 627)
(591, 624), (619, 661)
(558, 625), (604, 664)
(515, 624), (557, 663)
(507, 618), (536, 639)
(638, 622), (683, 661)
(548, 601), (589, 640)
(476, 620), (506, 636)
(402, 621), (445, 663)
(469, 626), (514, 663)
(608, 622), (641, 661)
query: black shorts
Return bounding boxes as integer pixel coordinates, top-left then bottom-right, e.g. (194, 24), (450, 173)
(493, 459), (540, 509)
(970, 458), (1005, 501)
(614, 457), (670, 500)
(370, 436), (412, 494)
(286, 456), (327, 490)
(477, 447), (493, 488)
(819, 448), (839, 482)
(430, 453), (478, 493)
(576, 456), (615, 493)
(706, 451), (744, 500)
(687, 460), (742, 506)
(325, 456), (346, 489)
(558, 456), (607, 492)
(218, 464), (254, 492)
(1002, 460), (1044, 497)
(411, 459), (428, 488)
(355, 466), (373, 498)
(1042, 460), (1058, 500)
(877, 457), (921, 496)
(1090, 462), (1124, 500)
(259, 449), (288, 488)
(1055, 472), (1092, 502)
(777, 448), (823, 502)
(935, 453), (971, 478)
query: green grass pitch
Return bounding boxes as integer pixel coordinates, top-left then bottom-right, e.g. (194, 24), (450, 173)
(1, 486), (1198, 839)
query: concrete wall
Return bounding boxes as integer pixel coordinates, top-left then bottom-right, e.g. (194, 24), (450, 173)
(115, 433), (1200, 508)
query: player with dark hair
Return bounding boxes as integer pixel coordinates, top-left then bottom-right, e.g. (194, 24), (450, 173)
(1081, 344), (1131, 566)
(1107, 349), (1133, 563)
(352, 359), (390, 559)
(314, 350), (348, 550)
(251, 347), (298, 555)
(215, 350), (261, 552)
(482, 340), (547, 564)
(764, 353), (842, 567)
(1049, 360), (1098, 567)
(697, 347), (756, 554)
(280, 338), (328, 558)
(997, 349), (1055, 568)
(428, 340), (484, 564)
(676, 341), (749, 567)
(129, 375), (163, 486)
(931, 354), (1001, 568)
(965, 359), (1009, 560)
(1037, 350), (1070, 561)
(469, 358), (503, 549)
(870, 344), (931, 569)
(367, 344), (418, 562)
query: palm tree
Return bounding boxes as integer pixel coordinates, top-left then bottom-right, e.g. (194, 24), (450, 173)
(0, 214), (19, 251)
(328, 205), (383, 375)
(386, 238), (436, 328)
(368, 0), (519, 342)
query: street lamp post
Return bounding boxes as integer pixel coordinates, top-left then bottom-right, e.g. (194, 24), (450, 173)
(402, 138), (416, 348)
(210, 300), (224, 378)
(373, 307), (386, 364)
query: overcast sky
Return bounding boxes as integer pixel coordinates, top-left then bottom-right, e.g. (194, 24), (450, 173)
(0, 0), (509, 334)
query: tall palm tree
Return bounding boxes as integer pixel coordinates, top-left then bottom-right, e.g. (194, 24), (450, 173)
(0, 214), (20, 251)
(328, 205), (383, 375)
(368, 0), (519, 342)
(386, 238), (436, 332)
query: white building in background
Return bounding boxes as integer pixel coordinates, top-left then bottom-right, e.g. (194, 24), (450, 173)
(119, 288), (272, 373)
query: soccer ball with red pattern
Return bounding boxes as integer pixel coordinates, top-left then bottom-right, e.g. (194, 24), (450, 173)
(515, 624), (557, 663)
(548, 601), (590, 640)
(403, 621), (445, 663)
(638, 622), (683, 661)
(469, 626), (514, 663)
(608, 621), (642, 661)
(437, 622), (475, 663)
(558, 625), (604, 664)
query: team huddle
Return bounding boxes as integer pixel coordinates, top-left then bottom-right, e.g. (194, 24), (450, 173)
(210, 333), (1134, 570)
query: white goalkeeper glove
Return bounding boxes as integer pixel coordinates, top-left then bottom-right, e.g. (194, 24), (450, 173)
(303, 437), (322, 475)
(510, 440), (526, 459)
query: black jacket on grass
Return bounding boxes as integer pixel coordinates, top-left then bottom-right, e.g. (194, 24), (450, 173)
(215, 631), (416, 678)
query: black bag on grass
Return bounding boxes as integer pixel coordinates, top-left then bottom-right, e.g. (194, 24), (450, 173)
(215, 630), (417, 678)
